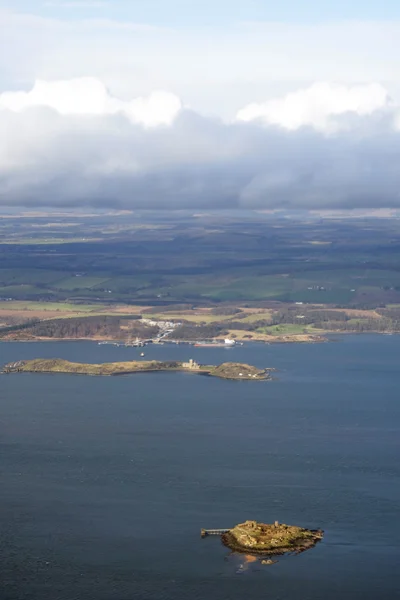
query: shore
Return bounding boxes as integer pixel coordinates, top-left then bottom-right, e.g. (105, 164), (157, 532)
(0, 333), (327, 344)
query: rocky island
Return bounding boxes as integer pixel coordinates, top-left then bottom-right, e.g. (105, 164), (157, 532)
(221, 520), (323, 555)
(3, 359), (271, 381)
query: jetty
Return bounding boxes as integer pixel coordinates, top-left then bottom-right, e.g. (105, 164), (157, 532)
(201, 528), (230, 538)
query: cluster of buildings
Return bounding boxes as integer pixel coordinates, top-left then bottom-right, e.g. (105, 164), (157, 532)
(142, 318), (181, 342)
(142, 318), (181, 329)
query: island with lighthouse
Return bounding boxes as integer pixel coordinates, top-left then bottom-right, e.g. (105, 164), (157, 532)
(3, 358), (273, 381)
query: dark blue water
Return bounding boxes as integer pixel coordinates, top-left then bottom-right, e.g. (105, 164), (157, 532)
(0, 336), (399, 600)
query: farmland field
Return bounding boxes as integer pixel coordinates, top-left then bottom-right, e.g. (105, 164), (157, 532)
(256, 323), (319, 335)
(54, 276), (112, 290)
(1, 211), (400, 309)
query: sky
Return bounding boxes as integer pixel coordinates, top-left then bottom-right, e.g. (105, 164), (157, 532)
(1, 1), (400, 210)
(5, 1), (400, 25)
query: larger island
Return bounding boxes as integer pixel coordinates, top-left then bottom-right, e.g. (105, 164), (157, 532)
(2, 358), (271, 381)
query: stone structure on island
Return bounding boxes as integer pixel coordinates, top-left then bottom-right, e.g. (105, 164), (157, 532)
(219, 520), (323, 555)
(182, 358), (200, 370)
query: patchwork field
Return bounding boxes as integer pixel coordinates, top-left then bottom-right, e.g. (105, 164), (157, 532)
(1, 212), (400, 308)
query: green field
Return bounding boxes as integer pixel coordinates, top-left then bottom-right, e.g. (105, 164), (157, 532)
(1, 212), (400, 308)
(238, 311), (273, 323)
(54, 276), (112, 290)
(0, 266), (396, 306)
(256, 323), (318, 335)
(0, 269), (65, 285)
(0, 301), (110, 313)
(147, 312), (235, 323)
(0, 285), (43, 298)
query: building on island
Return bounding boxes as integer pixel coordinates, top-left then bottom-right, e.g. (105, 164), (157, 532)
(182, 359), (200, 370)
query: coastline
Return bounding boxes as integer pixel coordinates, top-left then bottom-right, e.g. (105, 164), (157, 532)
(1, 331), (398, 347)
(0, 333), (327, 344)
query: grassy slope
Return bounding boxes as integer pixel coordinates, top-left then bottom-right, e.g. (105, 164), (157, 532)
(209, 362), (268, 380)
(256, 323), (319, 335)
(16, 359), (178, 375)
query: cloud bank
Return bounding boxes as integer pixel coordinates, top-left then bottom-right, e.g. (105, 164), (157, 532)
(1, 78), (400, 210)
(236, 82), (392, 132)
(0, 78), (181, 126)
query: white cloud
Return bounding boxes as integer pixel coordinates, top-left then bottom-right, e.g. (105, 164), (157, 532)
(0, 78), (182, 127)
(1, 77), (400, 211)
(2, 11), (400, 118)
(236, 82), (392, 132)
(3, 9), (400, 212)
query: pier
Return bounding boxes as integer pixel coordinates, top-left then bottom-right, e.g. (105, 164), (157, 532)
(201, 528), (230, 538)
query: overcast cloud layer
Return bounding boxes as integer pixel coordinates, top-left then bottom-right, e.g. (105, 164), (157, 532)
(2, 6), (400, 210)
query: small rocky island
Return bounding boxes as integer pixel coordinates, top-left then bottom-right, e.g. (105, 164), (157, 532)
(221, 520), (323, 555)
(3, 359), (271, 381)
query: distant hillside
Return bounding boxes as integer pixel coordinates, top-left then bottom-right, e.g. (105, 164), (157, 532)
(0, 316), (158, 340)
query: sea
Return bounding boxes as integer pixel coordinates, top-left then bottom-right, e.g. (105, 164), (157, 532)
(0, 335), (399, 600)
